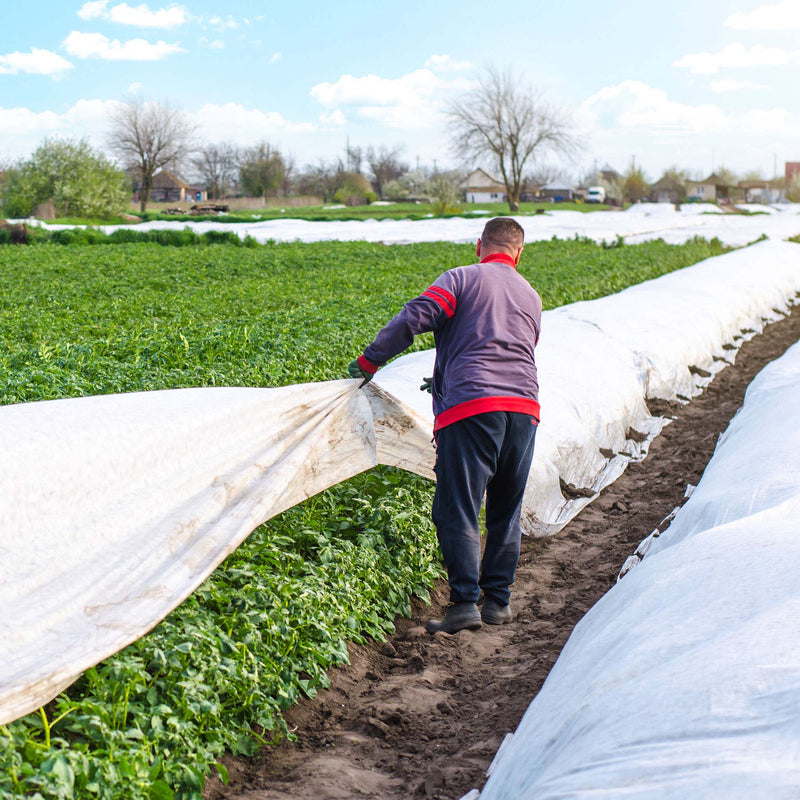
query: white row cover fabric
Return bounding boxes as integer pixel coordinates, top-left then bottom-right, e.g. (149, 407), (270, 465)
(479, 338), (800, 800)
(1, 240), (799, 725)
(15, 201), (800, 248)
(378, 239), (800, 531)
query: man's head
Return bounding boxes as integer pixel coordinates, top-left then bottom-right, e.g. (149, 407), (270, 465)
(477, 217), (525, 265)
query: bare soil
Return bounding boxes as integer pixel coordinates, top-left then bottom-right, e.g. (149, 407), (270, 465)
(206, 306), (800, 800)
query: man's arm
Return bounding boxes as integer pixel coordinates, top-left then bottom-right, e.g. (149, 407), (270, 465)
(349, 281), (456, 382)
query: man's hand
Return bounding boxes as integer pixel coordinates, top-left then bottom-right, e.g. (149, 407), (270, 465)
(348, 359), (374, 387)
(420, 376), (432, 393)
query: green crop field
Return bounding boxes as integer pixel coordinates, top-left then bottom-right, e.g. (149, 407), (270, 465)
(0, 235), (728, 799)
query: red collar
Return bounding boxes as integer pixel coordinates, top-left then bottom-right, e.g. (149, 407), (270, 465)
(480, 253), (517, 268)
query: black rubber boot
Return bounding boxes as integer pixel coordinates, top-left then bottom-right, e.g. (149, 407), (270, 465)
(425, 602), (482, 634)
(481, 598), (512, 625)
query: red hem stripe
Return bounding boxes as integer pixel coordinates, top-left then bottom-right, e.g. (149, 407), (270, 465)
(357, 354), (379, 374)
(422, 290), (455, 318)
(434, 397), (540, 431)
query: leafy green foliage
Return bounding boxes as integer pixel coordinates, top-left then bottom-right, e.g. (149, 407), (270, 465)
(0, 470), (438, 800)
(0, 236), (728, 798)
(1, 138), (129, 219)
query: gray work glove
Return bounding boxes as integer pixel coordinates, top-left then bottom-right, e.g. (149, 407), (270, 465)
(348, 359), (373, 387)
(420, 376), (432, 393)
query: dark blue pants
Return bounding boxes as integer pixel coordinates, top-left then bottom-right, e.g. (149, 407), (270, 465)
(431, 411), (537, 606)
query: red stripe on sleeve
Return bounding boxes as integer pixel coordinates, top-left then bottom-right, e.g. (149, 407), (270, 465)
(422, 290), (455, 318)
(425, 284), (456, 310)
(357, 354), (379, 374)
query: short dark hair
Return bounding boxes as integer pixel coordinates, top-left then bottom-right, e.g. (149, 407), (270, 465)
(481, 217), (524, 251)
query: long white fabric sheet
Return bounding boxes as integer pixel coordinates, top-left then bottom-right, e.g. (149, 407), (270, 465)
(17, 201), (800, 247)
(1, 240), (799, 725)
(480, 337), (800, 800)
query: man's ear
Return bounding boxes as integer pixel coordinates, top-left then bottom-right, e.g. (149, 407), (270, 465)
(514, 245), (523, 265)
(476, 238), (482, 259)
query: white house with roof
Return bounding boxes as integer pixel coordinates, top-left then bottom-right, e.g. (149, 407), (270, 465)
(460, 169), (507, 203)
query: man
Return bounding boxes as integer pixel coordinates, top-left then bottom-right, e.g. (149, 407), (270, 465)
(348, 217), (542, 634)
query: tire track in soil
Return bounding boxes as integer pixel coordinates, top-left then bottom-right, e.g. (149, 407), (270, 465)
(207, 304), (800, 800)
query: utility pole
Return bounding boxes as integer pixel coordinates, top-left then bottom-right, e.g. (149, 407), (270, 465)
(433, 159), (438, 174)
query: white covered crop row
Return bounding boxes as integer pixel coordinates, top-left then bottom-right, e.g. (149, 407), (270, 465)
(19, 203), (800, 247)
(479, 330), (800, 799)
(1, 240), (799, 725)
(19, 201), (800, 247)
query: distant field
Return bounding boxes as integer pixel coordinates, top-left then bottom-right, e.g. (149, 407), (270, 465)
(30, 199), (617, 226)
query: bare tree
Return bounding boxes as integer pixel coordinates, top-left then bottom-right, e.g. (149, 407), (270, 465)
(297, 160), (342, 203)
(107, 97), (197, 211)
(192, 141), (240, 199)
(447, 67), (578, 212)
(345, 144), (364, 174)
(366, 145), (407, 198)
(238, 142), (288, 201)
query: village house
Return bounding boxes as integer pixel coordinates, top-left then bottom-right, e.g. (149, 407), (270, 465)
(539, 182), (575, 202)
(128, 168), (207, 204)
(685, 173), (741, 204)
(738, 179), (777, 204)
(647, 174), (684, 205)
(459, 169), (507, 203)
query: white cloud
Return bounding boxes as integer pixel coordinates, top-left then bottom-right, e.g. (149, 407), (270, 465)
(77, 1), (189, 28)
(311, 69), (438, 107)
(269, 51), (281, 64)
(78, 0), (109, 20)
(320, 109), (346, 126)
(193, 102), (315, 143)
(577, 79), (800, 177)
(582, 80), (729, 132)
(725, 0), (800, 30)
(310, 67), (470, 129)
(425, 54), (472, 72)
(0, 98), (122, 159)
(128, 81), (143, 92)
(63, 31), (186, 60)
(0, 48), (73, 76)
(0, 106), (63, 135)
(709, 79), (767, 92)
(208, 14), (238, 30)
(199, 37), (225, 49)
(673, 43), (799, 74)
(0, 98), (318, 161)
(744, 106), (800, 134)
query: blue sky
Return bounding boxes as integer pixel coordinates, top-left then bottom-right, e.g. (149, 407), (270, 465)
(3, 0), (800, 180)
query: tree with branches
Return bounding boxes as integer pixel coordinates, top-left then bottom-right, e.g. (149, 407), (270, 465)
(107, 97), (196, 211)
(366, 145), (407, 198)
(238, 142), (288, 201)
(192, 142), (240, 199)
(447, 68), (578, 212)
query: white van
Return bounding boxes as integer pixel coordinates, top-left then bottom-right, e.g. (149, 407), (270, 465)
(586, 186), (606, 203)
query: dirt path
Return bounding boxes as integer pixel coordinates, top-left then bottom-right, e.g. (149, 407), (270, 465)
(207, 306), (800, 800)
